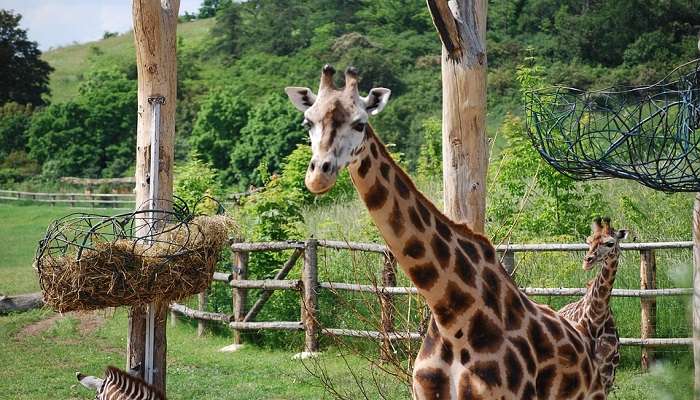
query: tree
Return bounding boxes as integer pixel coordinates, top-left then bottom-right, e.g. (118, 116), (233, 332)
(0, 102), (33, 159)
(198, 0), (231, 18)
(0, 10), (53, 106)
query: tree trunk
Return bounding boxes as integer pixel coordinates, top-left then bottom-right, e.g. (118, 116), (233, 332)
(693, 193), (700, 399)
(0, 292), (43, 314)
(127, 0), (179, 394)
(427, 0), (488, 231)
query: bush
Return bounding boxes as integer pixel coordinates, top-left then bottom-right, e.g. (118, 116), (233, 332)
(174, 155), (223, 215)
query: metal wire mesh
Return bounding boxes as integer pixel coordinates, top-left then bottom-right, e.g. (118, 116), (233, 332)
(525, 59), (700, 192)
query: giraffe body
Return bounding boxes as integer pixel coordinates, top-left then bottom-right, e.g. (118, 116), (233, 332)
(559, 218), (627, 393)
(77, 366), (165, 400)
(286, 66), (608, 399)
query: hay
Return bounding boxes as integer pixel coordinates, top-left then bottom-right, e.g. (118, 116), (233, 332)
(36, 215), (235, 313)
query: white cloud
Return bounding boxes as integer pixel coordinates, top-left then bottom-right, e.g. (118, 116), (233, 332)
(1, 0), (203, 50)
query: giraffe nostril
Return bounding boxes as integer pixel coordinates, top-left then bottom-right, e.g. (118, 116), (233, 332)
(321, 161), (331, 174)
(309, 161), (316, 172)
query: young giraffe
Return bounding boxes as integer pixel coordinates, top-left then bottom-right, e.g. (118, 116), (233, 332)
(559, 217), (628, 393)
(286, 65), (606, 399)
(77, 366), (165, 400)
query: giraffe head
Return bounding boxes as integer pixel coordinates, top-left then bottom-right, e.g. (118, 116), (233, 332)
(285, 65), (391, 194)
(583, 217), (628, 270)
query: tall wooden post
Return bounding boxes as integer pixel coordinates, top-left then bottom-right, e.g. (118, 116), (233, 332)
(427, 0), (488, 231)
(299, 239), (320, 357)
(640, 249), (657, 371)
(232, 248), (248, 346)
(128, 0), (179, 394)
(693, 193), (700, 399)
(380, 253), (397, 362)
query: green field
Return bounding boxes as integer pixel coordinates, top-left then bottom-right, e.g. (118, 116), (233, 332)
(0, 203), (695, 398)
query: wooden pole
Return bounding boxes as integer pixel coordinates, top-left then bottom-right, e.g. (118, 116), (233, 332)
(640, 249), (657, 371)
(197, 290), (207, 337)
(380, 253), (397, 362)
(693, 193), (700, 399)
(427, 0), (488, 231)
(232, 248), (248, 346)
(128, 0), (179, 393)
(300, 239), (320, 355)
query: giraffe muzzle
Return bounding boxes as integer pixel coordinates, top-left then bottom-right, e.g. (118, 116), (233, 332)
(305, 158), (337, 194)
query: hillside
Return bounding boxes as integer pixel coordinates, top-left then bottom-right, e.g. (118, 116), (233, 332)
(42, 18), (216, 103)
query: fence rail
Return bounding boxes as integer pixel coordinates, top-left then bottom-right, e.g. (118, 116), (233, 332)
(171, 239), (693, 370)
(0, 189), (134, 208)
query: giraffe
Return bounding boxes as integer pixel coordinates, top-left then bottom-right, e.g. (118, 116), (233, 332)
(77, 366), (165, 400)
(285, 65), (607, 399)
(558, 217), (628, 393)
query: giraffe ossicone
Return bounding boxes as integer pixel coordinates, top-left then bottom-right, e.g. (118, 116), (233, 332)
(286, 65), (609, 399)
(559, 216), (628, 393)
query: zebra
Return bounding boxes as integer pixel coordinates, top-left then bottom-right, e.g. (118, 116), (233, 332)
(76, 366), (165, 400)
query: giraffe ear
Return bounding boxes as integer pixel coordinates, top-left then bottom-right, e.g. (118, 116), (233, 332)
(616, 229), (629, 240)
(285, 87), (317, 112)
(362, 88), (391, 115)
(76, 372), (103, 391)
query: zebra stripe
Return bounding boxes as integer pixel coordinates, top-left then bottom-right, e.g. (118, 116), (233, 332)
(98, 366), (165, 400)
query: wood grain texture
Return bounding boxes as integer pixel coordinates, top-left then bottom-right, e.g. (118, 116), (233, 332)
(693, 193), (700, 398)
(640, 249), (657, 371)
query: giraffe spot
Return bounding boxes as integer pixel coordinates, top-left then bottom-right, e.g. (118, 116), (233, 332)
(358, 156), (371, 178)
(403, 236), (426, 259)
(467, 310), (503, 352)
(535, 365), (556, 399)
(431, 235), (451, 269)
(370, 142), (378, 158)
(482, 268), (502, 319)
(528, 319), (554, 362)
(521, 381), (536, 400)
(563, 322), (585, 353)
(434, 218), (452, 241)
(538, 304), (557, 317)
(414, 368), (450, 400)
(418, 320), (439, 359)
(363, 179), (388, 210)
(558, 344), (579, 367)
(379, 162), (390, 180)
(603, 266), (612, 280)
(434, 282), (475, 328)
(559, 373), (580, 398)
(457, 238), (481, 263)
(581, 357), (593, 388)
(458, 373), (485, 400)
(454, 250), (476, 287)
(504, 347), (523, 393)
(593, 395), (605, 400)
(542, 316), (564, 341)
(416, 201), (431, 226)
(454, 329), (463, 339)
(407, 206), (425, 233)
(470, 360), (502, 387)
(476, 236), (496, 263)
(408, 262), (438, 291)
(503, 288), (525, 331)
(460, 348), (471, 365)
(520, 292), (537, 314)
(440, 339), (454, 365)
(394, 175), (410, 199)
(509, 337), (536, 375)
(388, 200), (404, 237)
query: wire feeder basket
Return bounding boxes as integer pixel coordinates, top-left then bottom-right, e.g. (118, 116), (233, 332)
(34, 199), (235, 312)
(525, 59), (700, 192)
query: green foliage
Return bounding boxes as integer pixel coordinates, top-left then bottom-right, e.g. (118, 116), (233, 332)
(0, 102), (33, 159)
(416, 117), (441, 179)
(198, 0), (231, 18)
(174, 155), (223, 215)
(190, 88), (250, 172)
(0, 10), (53, 106)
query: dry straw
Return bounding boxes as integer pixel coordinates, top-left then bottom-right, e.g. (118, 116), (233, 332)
(35, 210), (236, 313)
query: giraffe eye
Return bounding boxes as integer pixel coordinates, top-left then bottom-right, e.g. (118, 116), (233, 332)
(302, 118), (313, 130)
(352, 121), (366, 132)
(604, 242), (614, 247)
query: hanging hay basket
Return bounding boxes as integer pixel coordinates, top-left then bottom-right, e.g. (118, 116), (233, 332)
(35, 207), (235, 313)
(525, 59), (700, 192)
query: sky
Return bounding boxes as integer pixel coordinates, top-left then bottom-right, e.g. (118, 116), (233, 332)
(1, 0), (203, 50)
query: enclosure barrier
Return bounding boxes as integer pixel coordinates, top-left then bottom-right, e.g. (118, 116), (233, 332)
(0, 189), (134, 208)
(170, 239), (694, 369)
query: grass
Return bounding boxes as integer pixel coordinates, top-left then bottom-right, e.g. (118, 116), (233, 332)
(41, 18), (215, 104)
(0, 203), (694, 399)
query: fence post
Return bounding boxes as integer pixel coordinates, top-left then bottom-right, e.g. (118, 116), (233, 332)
(232, 242), (248, 347)
(299, 239), (319, 357)
(380, 252), (397, 362)
(197, 290), (207, 337)
(70, 194), (75, 207)
(500, 249), (515, 274)
(640, 249), (657, 371)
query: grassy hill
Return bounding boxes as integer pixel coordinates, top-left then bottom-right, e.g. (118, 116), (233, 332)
(42, 18), (215, 104)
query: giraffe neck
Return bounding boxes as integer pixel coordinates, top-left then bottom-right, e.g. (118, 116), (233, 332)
(347, 126), (523, 336)
(583, 249), (619, 323)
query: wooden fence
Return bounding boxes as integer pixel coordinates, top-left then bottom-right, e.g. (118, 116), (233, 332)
(170, 239), (694, 369)
(0, 189), (134, 208)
